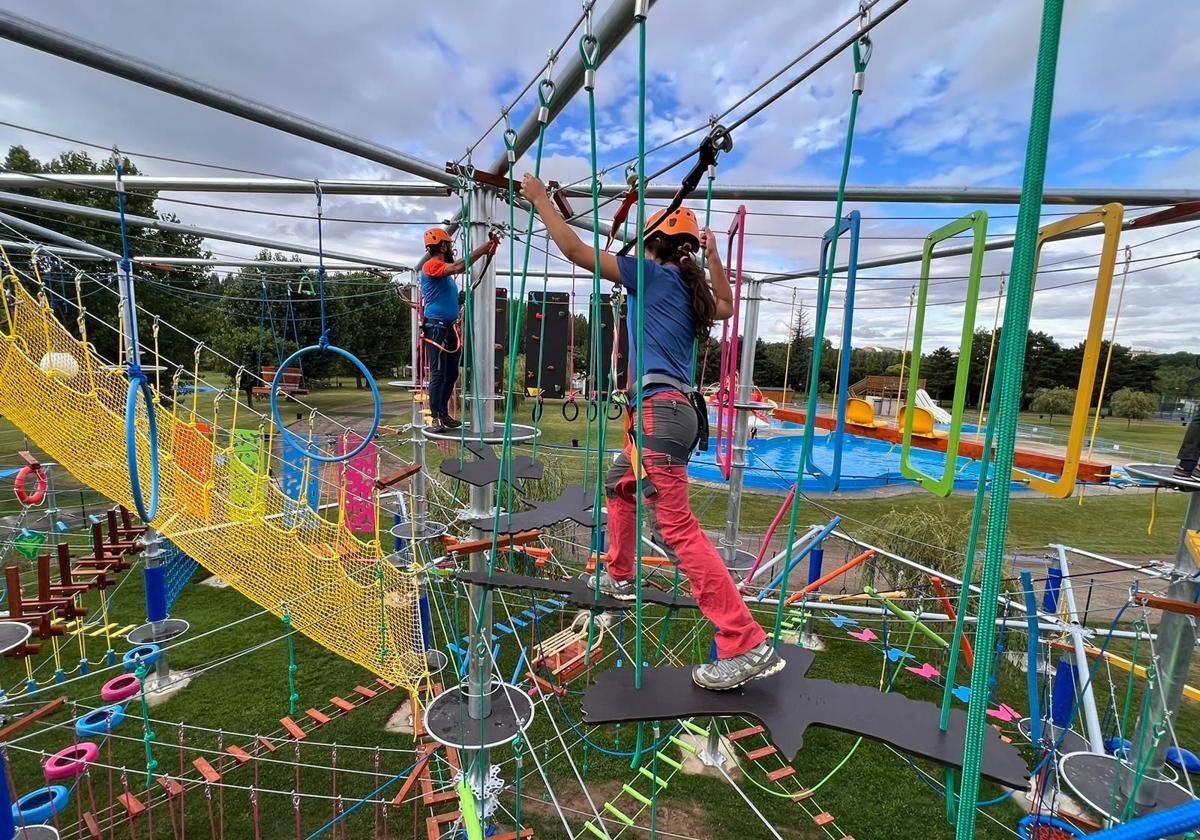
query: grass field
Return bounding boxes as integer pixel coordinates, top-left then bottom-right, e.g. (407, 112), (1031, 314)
(0, 378), (1195, 839)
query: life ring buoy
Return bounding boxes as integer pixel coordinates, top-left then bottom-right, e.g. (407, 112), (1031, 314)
(14, 465), (48, 506)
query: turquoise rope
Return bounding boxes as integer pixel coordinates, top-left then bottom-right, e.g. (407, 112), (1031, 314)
(954, 2), (1064, 836)
(771, 34), (870, 647)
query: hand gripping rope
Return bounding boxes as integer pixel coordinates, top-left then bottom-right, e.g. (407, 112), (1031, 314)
(615, 124), (733, 257)
(713, 205), (748, 480)
(114, 152), (160, 523)
(270, 181), (381, 463)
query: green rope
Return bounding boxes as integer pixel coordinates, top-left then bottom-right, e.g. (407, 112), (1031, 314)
(771, 28), (870, 648)
(954, 3), (1064, 835)
(283, 607), (299, 716)
(1108, 624), (1144, 817)
(582, 22), (610, 664)
(135, 663), (158, 788)
(632, 0), (649, 694)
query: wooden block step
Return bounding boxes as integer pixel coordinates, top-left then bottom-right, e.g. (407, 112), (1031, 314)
(83, 811), (102, 838)
(353, 685), (377, 701)
(767, 766), (796, 782)
(157, 776), (184, 798)
(280, 716), (307, 741)
(118, 792), (146, 817)
(257, 737), (277, 754)
(791, 790), (815, 802)
(814, 813), (835, 827)
(727, 725), (765, 742)
(225, 745), (252, 765)
(192, 758), (222, 783)
(375, 678), (396, 692)
(746, 745), (778, 761)
(330, 696), (356, 713)
(306, 708), (331, 727)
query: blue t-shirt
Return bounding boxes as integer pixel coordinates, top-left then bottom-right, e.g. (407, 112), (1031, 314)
(421, 259), (460, 321)
(616, 256), (697, 404)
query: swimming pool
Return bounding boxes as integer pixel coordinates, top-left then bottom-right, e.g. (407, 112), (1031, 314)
(689, 430), (1020, 493)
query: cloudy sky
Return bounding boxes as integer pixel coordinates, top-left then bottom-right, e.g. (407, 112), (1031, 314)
(0, 0), (1197, 353)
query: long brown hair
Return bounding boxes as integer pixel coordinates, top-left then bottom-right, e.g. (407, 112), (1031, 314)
(646, 233), (716, 339)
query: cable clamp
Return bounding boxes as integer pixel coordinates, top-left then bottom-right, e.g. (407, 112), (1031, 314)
(634, 0), (649, 19)
(853, 71), (866, 94)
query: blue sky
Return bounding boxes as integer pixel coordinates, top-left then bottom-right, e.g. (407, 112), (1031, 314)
(0, 0), (1196, 352)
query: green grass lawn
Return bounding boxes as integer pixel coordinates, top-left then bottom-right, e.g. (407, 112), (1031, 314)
(1017, 410), (1187, 460)
(0, 380), (1195, 839)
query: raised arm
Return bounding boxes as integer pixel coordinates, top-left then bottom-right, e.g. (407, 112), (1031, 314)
(521, 173), (622, 284)
(437, 239), (495, 277)
(701, 227), (733, 320)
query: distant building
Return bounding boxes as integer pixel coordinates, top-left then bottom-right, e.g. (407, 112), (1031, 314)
(1130, 348), (1156, 358)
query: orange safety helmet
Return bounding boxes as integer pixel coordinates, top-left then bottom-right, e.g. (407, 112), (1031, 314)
(424, 228), (453, 249)
(645, 207), (700, 251)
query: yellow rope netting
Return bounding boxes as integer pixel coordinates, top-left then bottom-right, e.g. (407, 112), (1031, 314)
(0, 276), (425, 689)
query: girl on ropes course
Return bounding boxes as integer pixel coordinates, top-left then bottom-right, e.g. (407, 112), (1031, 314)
(420, 227), (498, 434)
(520, 172), (784, 691)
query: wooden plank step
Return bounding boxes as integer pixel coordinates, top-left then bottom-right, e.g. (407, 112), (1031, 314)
(258, 736), (278, 754)
(814, 812), (835, 827)
(306, 708), (331, 727)
(192, 758), (222, 783)
(393, 747), (434, 808)
(118, 792), (145, 817)
(727, 725), (765, 742)
(767, 766), (796, 782)
(280, 716), (307, 741)
(376, 678), (397, 692)
(330, 696), (356, 714)
(746, 745), (778, 761)
(353, 685), (377, 701)
(791, 789), (815, 802)
(156, 776), (184, 798)
(83, 811), (102, 838)
(225, 745), (252, 765)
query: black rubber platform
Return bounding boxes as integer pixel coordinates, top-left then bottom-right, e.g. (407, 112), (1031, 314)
(440, 441), (544, 488)
(454, 569), (697, 612)
(582, 648), (1029, 789)
(469, 484), (599, 533)
(0, 620), (32, 655)
(127, 618), (189, 645)
(423, 681), (534, 750)
(1059, 750), (1194, 819)
(1125, 463), (1200, 491)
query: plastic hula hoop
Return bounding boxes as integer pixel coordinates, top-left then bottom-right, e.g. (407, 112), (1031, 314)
(269, 344), (381, 463)
(125, 374), (160, 523)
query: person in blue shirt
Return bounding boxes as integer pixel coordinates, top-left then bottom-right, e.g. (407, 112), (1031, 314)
(521, 173), (783, 691)
(420, 228), (496, 433)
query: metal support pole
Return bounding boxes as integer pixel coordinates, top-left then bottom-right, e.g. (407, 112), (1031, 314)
(140, 529), (172, 690)
(0, 11), (453, 186)
(409, 280), (428, 531)
(1122, 490), (1200, 810)
(464, 188), (497, 807)
(0, 191), (411, 270)
(720, 278), (761, 574)
(1052, 546), (1105, 753)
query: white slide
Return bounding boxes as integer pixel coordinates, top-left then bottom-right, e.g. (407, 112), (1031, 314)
(914, 388), (952, 424)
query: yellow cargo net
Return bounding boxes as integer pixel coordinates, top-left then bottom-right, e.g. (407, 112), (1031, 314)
(0, 276), (425, 690)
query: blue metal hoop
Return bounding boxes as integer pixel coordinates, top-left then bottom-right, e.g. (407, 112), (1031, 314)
(125, 374), (160, 523)
(270, 344), (382, 463)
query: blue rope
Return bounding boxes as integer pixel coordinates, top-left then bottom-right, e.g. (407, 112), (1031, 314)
(303, 755), (425, 840)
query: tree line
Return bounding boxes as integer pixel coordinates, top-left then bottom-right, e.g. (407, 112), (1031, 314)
(4, 145), (1196, 415)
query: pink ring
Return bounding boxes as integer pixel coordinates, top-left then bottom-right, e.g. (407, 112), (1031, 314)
(100, 673), (141, 703)
(43, 742), (99, 780)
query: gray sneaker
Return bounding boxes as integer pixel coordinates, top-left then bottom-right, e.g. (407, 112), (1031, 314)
(692, 641), (786, 691)
(581, 572), (636, 601)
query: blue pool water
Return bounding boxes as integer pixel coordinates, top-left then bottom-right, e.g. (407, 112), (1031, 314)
(689, 430), (1021, 493)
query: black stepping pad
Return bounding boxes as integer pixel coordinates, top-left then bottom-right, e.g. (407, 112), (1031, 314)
(582, 648), (1029, 789)
(454, 569), (697, 613)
